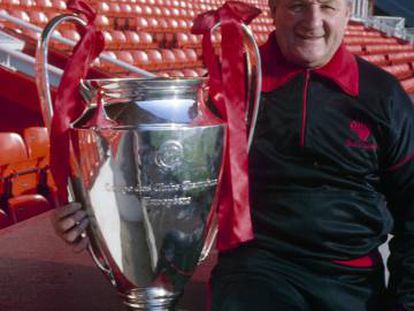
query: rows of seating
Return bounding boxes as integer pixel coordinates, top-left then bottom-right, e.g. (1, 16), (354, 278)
(0, 128), (54, 228)
(0, 126), (108, 229)
(3, 0), (414, 88)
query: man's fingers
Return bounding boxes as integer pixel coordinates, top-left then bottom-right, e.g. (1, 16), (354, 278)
(55, 202), (82, 220)
(58, 209), (88, 233)
(63, 217), (89, 243)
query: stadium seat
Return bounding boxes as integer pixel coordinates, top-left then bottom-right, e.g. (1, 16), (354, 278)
(8, 194), (51, 223)
(124, 31), (140, 49)
(37, 0), (53, 10)
(401, 76), (414, 93)
(346, 44), (364, 55)
(22, 127), (49, 160)
(137, 31), (154, 49)
(29, 11), (49, 27)
(96, 15), (110, 30)
(360, 54), (388, 66)
(147, 49), (163, 70)
(110, 30), (127, 49)
(161, 49), (176, 68)
(383, 63), (412, 80)
(132, 50), (150, 68)
(116, 51), (134, 65)
(51, 0), (66, 11)
(388, 51), (414, 64)
(19, 0), (34, 8)
(172, 49), (188, 68)
(108, 3), (121, 14)
(0, 133), (28, 165)
(182, 68), (198, 77)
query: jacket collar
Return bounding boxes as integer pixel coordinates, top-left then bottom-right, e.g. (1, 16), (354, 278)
(260, 32), (359, 96)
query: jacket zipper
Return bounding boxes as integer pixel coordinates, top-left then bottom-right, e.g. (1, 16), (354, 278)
(300, 70), (311, 147)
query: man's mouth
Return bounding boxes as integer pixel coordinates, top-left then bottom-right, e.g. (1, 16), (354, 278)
(297, 33), (324, 40)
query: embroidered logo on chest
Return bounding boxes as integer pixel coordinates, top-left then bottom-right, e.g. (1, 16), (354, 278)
(346, 120), (378, 150)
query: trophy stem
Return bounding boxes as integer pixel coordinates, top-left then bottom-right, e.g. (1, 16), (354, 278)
(121, 288), (180, 311)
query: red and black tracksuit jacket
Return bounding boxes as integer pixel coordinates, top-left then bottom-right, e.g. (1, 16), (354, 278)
(211, 33), (414, 311)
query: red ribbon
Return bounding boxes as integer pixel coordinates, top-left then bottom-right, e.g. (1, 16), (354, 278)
(49, 0), (104, 204)
(192, 1), (261, 251)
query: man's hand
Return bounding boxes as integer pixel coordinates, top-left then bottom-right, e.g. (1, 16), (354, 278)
(51, 202), (90, 253)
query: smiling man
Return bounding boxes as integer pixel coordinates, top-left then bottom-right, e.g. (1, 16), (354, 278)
(210, 0), (414, 310)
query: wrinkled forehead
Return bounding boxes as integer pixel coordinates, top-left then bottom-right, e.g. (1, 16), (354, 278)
(269, 0), (352, 8)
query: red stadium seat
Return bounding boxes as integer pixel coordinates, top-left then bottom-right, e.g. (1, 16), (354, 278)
(176, 32), (189, 47)
(147, 49), (163, 70)
(169, 70), (185, 77)
(388, 51), (414, 64)
(131, 4), (142, 16)
(383, 63), (412, 80)
(183, 48), (199, 67)
(20, 0), (35, 8)
(360, 54), (388, 66)
(10, 10), (30, 23)
(119, 3), (133, 16)
(117, 51), (134, 65)
(172, 49), (187, 68)
(401, 76), (414, 93)
(0, 133), (28, 166)
(132, 50), (150, 69)
(124, 31), (140, 49)
(136, 16), (149, 30)
(8, 194), (51, 223)
(61, 29), (81, 43)
(161, 49), (176, 68)
(37, 0), (53, 10)
(29, 11), (49, 27)
(346, 44), (364, 55)
(96, 15), (110, 30)
(97, 2), (109, 14)
(137, 31), (154, 49)
(100, 51), (118, 71)
(22, 127), (49, 159)
(182, 69), (198, 77)
(147, 17), (160, 32)
(110, 30), (127, 49)
(142, 5), (152, 16)
(108, 3), (121, 14)
(51, 0), (66, 10)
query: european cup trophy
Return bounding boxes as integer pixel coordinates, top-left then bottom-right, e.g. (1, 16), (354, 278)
(35, 1), (261, 310)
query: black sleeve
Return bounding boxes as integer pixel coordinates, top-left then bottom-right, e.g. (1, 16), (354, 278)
(381, 81), (414, 310)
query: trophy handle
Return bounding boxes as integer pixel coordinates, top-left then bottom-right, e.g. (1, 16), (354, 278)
(35, 13), (87, 129)
(35, 14), (116, 284)
(198, 22), (262, 263)
(209, 22), (262, 152)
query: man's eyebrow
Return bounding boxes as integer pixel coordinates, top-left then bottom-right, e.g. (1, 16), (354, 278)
(317, 0), (338, 4)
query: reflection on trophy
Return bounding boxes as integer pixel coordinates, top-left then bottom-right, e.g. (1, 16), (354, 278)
(35, 2), (261, 310)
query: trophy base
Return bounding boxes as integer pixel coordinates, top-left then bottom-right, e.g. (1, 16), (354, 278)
(121, 288), (180, 311)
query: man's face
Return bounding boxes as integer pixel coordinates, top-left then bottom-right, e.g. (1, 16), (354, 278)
(271, 0), (351, 68)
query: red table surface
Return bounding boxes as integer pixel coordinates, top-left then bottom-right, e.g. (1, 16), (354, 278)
(0, 211), (216, 311)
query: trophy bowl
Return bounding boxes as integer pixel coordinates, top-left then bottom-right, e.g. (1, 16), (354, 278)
(67, 77), (225, 310)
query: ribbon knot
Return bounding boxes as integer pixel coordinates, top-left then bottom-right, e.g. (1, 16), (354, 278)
(191, 1), (261, 251)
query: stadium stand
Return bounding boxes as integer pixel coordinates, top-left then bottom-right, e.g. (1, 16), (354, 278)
(0, 0), (413, 228)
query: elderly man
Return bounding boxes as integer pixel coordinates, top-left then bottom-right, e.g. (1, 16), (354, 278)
(53, 0), (414, 310)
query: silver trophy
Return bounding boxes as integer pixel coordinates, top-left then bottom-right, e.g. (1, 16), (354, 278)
(35, 11), (261, 311)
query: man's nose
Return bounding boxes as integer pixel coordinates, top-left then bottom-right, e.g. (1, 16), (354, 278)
(302, 5), (323, 30)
